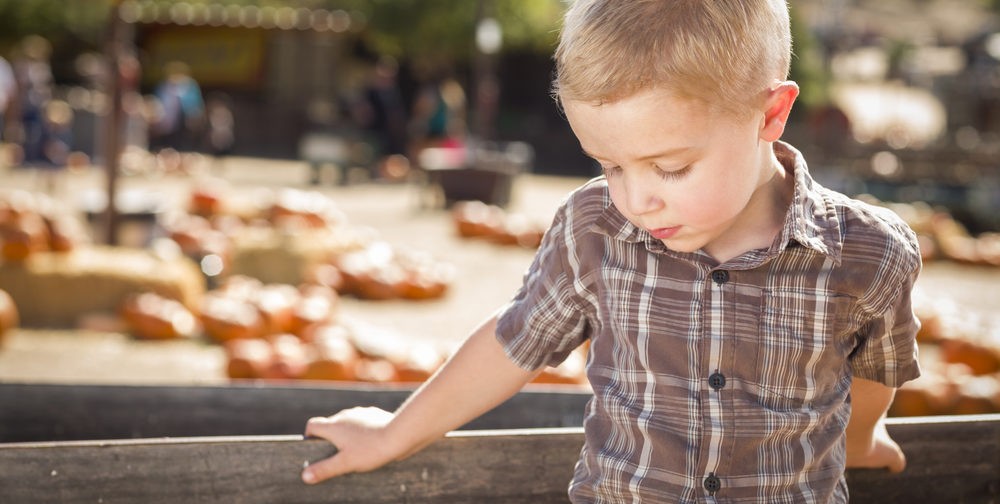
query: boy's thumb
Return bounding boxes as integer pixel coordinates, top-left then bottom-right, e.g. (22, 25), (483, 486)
(887, 449), (906, 474)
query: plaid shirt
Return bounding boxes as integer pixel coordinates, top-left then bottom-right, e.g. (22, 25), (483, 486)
(495, 142), (922, 503)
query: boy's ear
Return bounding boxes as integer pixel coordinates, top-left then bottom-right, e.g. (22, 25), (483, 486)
(759, 81), (799, 142)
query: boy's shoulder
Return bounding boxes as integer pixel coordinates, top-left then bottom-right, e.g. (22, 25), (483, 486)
(823, 186), (916, 243)
(818, 185), (921, 272)
(778, 143), (918, 268)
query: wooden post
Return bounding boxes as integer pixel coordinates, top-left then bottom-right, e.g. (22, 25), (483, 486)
(473, 0), (500, 142)
(101, 0), (125, 245)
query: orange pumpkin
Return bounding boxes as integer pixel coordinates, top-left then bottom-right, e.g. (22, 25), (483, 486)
(120, 292), (198, 340)
(225, 338), (274, 379)
(200, 293), (265, 342)
(300, 324), (359, 381)
(0, 289), (19, 343)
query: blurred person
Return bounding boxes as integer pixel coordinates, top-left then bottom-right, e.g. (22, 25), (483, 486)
(121, 90), (151, 152)
(13, 35), (54, 164)
(26, 99), (74, 194)
(203, 92), (235, 170)
(118, 52), (147, 152)
(352, 56), (409, 180)
(151, 61), (204, 153)
(0, 53), (15, 143)
(301, 0), (922, 502)
(41, 99), (73, 164)
(409, 72), (467, 154)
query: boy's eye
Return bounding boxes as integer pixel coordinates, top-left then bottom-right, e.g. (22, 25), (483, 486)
(655, 164), (691, 181)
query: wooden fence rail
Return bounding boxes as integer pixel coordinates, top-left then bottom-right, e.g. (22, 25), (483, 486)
(0, 383), (997, 503)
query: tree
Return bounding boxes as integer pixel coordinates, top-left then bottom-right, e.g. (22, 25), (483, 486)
(0, 0), (564, 81)
(0, 0), (107, 52)
(358, 0), (562, 62)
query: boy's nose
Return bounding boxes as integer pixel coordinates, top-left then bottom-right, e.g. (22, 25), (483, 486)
(622, 171), (664, 216)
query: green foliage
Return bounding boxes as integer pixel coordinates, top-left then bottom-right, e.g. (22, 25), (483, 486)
(495, 1), (563, 53)
(0, 0), (565, 65)
(0, 0), (836, 107)
(360, 0), (562, 61)
(788, 3), (830, 112)
(0, 0), (108, 53)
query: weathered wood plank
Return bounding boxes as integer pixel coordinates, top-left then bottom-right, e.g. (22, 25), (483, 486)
(0, 382), (592, 442)
(848, 414), (1000, 503)
(0, 429), (583, 504)
(1, 383), (998, 503)
(2, 416), (998, 503)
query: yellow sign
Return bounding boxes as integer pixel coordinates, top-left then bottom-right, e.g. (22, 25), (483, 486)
(144, 26), (265, 88)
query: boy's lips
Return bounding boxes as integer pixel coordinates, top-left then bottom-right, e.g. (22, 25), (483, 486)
(648, 226), (681, 240)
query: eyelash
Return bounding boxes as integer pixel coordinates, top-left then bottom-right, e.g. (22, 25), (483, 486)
(601, 164), (691, 181)
(601, 165), (622, 177)
(657, 165), (691, 181)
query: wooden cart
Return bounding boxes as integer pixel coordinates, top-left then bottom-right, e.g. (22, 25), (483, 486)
(1, 382), (997, 503)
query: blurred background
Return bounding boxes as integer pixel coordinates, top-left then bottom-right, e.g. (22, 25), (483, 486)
(0, 1), (999, 189)
(0, 0), (998, 418)
(0, 0), (998, 225)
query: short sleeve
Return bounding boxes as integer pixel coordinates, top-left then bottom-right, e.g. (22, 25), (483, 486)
(849, 222), (922, 387)
(495, 201), (591, 371)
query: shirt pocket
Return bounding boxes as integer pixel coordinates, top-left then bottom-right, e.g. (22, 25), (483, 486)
(751, 288), (854, 412)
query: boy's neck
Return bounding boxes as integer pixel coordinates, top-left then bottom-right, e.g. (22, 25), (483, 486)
(702, 144), (794, 264)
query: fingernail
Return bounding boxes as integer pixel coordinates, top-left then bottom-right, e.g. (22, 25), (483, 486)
(302, 469), (316, 484)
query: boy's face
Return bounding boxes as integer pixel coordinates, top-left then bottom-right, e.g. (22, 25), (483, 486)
(562, 88), (789, 261)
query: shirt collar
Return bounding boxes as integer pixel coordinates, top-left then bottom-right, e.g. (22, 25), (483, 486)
(775, 141), (843, 263)
(589, 141), (844, 264)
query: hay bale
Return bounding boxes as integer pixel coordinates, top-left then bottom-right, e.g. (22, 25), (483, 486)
(227, 226), (370, 285)
(0, 246), (205, 327)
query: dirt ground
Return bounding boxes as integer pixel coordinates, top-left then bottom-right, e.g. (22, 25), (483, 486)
(0, 156), (997, 385)
(0, 156), (576, 384)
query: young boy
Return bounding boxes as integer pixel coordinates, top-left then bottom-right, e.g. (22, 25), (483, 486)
(302, 0), (922, 501)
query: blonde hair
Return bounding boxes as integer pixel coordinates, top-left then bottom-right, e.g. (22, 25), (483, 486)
(553, 0), (791, 116)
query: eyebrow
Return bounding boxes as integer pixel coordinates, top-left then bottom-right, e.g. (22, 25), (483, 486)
(581, 146), (693, 162)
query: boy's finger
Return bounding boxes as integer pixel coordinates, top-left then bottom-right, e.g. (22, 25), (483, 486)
(887, 450), (906, 473)
(303, 416), (324, 438)
(303, 416), (337, 441)
(302, 454), (350, 485)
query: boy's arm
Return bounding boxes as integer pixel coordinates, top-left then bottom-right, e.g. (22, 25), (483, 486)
(844, 377), (906, 473)
(301, 313), (539, 484)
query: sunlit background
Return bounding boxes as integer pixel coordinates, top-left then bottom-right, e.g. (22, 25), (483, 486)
(0, 0), (999, 420)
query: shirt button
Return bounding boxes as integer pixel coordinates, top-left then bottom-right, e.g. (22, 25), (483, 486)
(708, 372), (726, 390)
(704, 473), (722, 494)
(711, 270), (729, 284)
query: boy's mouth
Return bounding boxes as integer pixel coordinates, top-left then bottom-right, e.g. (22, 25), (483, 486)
(648, 226), (681, 240)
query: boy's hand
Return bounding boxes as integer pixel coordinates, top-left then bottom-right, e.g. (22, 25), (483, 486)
(301, 406), (399, 484)
(299, 315), (539, 485)
(845, 420), (906, 473)
(845, 378), (907, 473)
